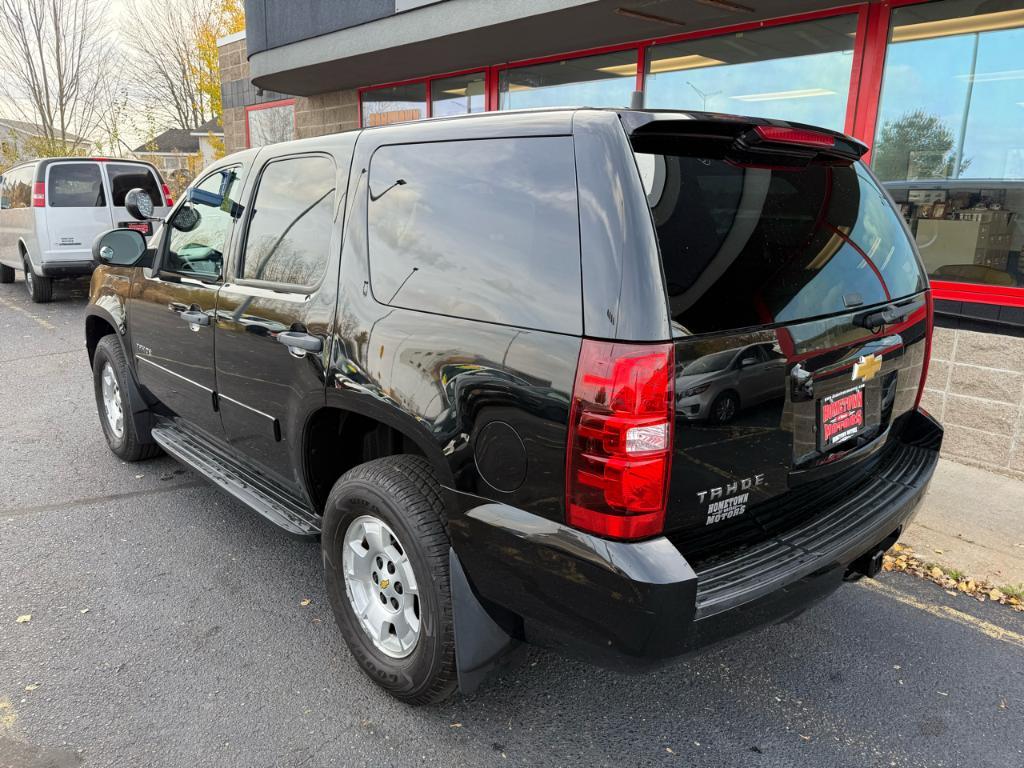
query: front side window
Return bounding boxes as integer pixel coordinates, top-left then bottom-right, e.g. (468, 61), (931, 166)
(499, 50), (637, 110)
(241, 155), (336, 287)
(48, 163), (104, 207)
(874, 0), (1024, 289)
(247, 102), (295, 147)
(644, 15), (858, 133)
(367, 137), (582, 333)
(164, 167), (243, 279)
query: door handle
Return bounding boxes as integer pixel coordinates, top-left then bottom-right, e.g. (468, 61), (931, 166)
(277, 331), (322, 357)
(181, 310), (211, 327)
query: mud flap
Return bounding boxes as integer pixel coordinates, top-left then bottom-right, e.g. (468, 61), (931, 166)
(449, 548), (520, 695)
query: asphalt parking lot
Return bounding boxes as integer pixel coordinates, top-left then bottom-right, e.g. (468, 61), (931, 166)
(1, 279), (1023, 768)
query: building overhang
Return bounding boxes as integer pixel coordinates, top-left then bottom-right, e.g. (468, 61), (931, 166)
(248, 0), (846, 96)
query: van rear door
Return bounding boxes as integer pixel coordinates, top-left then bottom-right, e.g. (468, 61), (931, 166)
(628, 117), (930, 556)
(43, 161), (110, 264)
(102, 162), (171, 239)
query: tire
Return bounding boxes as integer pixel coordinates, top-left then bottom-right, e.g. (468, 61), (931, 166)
(322, 455), (457, 705)
(92, 335), (161, 461)
(709, 391), (739, 424)
(0, 263), (14, 284)
(23, 256), (52, 303)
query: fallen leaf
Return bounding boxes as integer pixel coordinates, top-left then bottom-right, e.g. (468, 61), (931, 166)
(79, 608), (90, 614)
(299, 599), (312, 607)
(449, 723), (463, 729)
(24, 683), (39, 692)
(930, 567), (944, 579)
(989, 589), (1004, 602)
(800, 735), (811, 741)
(665, 747), (675, 754)
(933, 549), (944, 555)
(15, 615), (30, 623)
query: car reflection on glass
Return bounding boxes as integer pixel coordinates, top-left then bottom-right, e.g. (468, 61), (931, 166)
(676, 343), (787, 424)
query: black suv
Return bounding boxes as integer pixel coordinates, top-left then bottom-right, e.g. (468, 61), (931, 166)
(85, 108), (943, 704)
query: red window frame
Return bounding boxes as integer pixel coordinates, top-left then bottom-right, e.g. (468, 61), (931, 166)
(245, 98), (297, 148)
(355, 0), (1024, 310)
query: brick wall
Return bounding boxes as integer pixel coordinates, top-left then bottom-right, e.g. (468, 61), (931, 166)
(219, 34), (359, 154)
(921, 325), (1024, 478)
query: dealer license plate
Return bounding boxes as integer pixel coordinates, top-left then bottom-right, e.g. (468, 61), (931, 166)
(818, 385), (865, 450)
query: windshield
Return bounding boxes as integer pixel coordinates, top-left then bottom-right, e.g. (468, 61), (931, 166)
(634, 148), (926, 335)
(682, 349), (736, 376)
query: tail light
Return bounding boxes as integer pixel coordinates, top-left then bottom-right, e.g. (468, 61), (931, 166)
(31, 182), (45, 207)
(914, 290), (934, 411)
(565, 340), (674, 540)
(160, 183), (174, 206)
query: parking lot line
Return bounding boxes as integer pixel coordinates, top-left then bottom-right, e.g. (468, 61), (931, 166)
(0, 296), (56, 331)
(859, 577), (1024, 650)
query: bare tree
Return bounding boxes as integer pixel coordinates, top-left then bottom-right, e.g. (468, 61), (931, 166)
(0, 0), (111, 151)
(125, 0), (217, 132)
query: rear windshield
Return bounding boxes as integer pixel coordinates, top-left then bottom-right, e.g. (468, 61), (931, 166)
(48, 163), (104, 207)
(635, 151), (926, 334)
(107, 163), (162, 207)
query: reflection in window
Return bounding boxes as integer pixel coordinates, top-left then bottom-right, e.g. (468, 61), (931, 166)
(498, 50), (637, 110)
(247, 102), (295, 147)
(643, 16), (857, 132)
(362, 83), (427, 126)
(166, 168), (243, 278)
(874, 0), (1024, 288)
(431, 72), (486, 117)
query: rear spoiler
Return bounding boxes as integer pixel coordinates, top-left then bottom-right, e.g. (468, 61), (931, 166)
(617, 110), (868, 165)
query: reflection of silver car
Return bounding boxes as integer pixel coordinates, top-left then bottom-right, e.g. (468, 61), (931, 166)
(676, 343), (786, 423)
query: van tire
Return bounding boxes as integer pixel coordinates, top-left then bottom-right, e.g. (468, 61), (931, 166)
(23, 257), (53, 303)
(0, 263), (14, 283)
(92, 335), (161, 461)
(322, 455), (458, 705)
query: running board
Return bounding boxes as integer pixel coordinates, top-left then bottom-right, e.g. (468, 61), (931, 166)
(151, 418), (321, 538)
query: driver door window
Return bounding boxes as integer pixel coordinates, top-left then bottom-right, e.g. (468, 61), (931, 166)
(164, 167), (242, 279)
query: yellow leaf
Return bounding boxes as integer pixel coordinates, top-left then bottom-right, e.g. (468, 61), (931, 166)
(15, 615), (30, 623)
(989, 589), (1004, 602)
(929, 567), (944, 579)
(299, 599), (312, 607)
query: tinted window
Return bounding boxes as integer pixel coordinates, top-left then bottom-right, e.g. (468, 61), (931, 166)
(241, 155), (336, 287)
(368, 137), (581, 333)
(107, 163), (161, 207)
(48, 163), (104, 207)
(165, 167), (243, 278)
(636, 151), (926, 334)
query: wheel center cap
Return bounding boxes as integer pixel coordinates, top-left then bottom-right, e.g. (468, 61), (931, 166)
(379, 578), (390, 590)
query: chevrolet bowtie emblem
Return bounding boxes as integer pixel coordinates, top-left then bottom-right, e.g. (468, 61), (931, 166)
(852, 354), (883, 383)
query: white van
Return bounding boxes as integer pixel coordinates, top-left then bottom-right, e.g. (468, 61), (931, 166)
(0, 158), (172, 302)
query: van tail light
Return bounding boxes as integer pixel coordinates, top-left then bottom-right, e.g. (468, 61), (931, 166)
(31, 182), (45, 207)
(565, 340), (675, 540)
(160, 183), (174, 206)
(914, 290), (934, 411)
(754, 125), (836, 149)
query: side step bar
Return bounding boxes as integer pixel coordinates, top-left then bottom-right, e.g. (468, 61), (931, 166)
(151, 418), (321, 538)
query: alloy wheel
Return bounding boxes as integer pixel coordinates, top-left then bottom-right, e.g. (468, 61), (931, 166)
(342, 514), (421, 659)
(100, 362), (125, 439)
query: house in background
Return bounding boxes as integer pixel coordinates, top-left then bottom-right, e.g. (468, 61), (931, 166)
(132, 118), (224, 196)
(0, 118), (92, 168)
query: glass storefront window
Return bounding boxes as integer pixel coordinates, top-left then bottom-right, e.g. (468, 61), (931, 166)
(874, 0), (1024, 289)
(643, 16), (858, 132)
(431, 72), (486, 117)
(362, 83), (427, 127)
(498, 50), (637, 110)
(247, 102), (295, 147)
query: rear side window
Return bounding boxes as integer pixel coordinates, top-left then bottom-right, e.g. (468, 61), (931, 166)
(48, 163), (104, 207)
(107, 163), (161, 207)
(636, 152), (926, 334)
(367, 137), (581, 333)
(1, 166), (33, 209)
(241, 155), (336, 287)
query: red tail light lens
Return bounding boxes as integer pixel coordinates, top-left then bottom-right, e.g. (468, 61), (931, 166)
(754, 125), (836, 149)
(160, 183), (174, 206)
(31, 182), (45, 207)
(566, 340), (674, 540)
(914, 290), (934, 411)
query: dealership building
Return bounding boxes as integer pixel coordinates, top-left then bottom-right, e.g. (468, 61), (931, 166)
(219, 0), (1024, 476)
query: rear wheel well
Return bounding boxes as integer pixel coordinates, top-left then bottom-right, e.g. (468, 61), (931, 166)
(86, 315), (116, 364)
(305, 409), (427, 513)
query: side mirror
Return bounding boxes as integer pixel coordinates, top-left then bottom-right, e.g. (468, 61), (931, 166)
(740, 356), (759, 368)
(0, 196), (9, 210)
(93, 228), (147, 267)
(124, 187), (154, 221)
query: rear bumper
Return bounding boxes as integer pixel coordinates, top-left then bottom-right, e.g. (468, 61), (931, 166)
(451, 409), (942, 668)
(38, 259), (94, 278)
